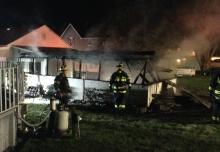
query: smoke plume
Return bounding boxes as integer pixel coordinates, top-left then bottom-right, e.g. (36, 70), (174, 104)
(87, 0), (185, 52)
(178, 0), (220, 54)
(86, 0), (220, 72)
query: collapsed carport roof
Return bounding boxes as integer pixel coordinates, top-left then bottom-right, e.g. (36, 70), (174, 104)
(12, 46), (155, 60)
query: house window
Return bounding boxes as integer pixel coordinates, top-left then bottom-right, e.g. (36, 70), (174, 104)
(73, 60), (99, 80)
(48, 59), (58, 76)
(20, 58), (33, 73)
(68, 37), (74, 46)
(88, 41), (92, 47)
(34, 58), (47, 75)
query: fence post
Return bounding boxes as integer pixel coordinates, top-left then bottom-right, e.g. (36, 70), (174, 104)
(8, 68), (11, 109)
(16, 65), (19, 105)
(3, 69), (7, 110)
(12, 68), (15, 107)
(0, 69), (2, 112)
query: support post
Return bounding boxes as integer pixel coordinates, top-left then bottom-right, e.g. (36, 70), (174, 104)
(134, 61), (149, 85)
(98, 60), (101, 80)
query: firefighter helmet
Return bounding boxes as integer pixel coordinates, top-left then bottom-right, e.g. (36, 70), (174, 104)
(116, 63), (123, 68)
(60, 65), (68, 71)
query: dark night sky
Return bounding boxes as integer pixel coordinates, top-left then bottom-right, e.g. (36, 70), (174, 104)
(1, 0), (220, 52)
(0, 0), (118, 44)
(0, 0), (188, 45)
(0, 0), (190, 31)
(0, 0), (116, 35)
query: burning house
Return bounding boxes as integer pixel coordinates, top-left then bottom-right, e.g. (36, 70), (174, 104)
(7, 25), (155, 80)
(0, 25), (177, 109)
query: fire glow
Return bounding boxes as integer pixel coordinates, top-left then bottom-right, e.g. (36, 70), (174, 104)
(211, 57), (220, 61)
(176, 59), (181, 63)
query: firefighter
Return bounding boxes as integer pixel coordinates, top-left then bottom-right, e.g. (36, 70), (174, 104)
(209, 68), (220, 122)
(54, 64), (72, 109)
(109, 63), (131, 109)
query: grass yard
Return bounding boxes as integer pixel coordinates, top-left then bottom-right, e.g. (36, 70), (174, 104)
(17, 75), (218, 152)
(17, 105), (220, 152)
(177, 75), (210, 96)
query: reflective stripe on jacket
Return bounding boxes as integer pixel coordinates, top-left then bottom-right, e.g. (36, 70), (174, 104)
(115, 104), (125, 109)
(214, 89), (220, 99)
(215, 90), (220, 95)
(113, 90), (127, 93)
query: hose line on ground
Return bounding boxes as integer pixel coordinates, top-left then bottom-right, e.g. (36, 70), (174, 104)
(16, 110), (51, 128)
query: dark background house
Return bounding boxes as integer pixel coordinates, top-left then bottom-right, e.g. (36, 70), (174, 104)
(61, 23), (100, 51)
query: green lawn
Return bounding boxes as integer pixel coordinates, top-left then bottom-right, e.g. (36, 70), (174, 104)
(177, 75), (210, 96)
(18, 76), (218, 152)
(24, 104), (50, 123)
(18, 105), (220, 152)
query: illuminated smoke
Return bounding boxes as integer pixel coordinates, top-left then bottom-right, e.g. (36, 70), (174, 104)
(174, 0), (220, 71)
(86, 0), (220, 75)
(25, 27), (45, 57)
(91, 0), (220, 51)
(178, 0), (220, 53)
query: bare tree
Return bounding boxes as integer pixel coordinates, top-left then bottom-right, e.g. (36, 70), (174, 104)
(194, 47), (217, 72)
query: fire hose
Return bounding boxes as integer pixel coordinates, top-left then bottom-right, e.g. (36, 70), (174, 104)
(16, 111), (51, 128)
(16, 104), (51, 130)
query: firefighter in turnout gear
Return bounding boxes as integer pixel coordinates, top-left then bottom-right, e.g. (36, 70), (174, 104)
(209, 69), (220, 122)
(109, 63), (131, 109)
(54, 63), (72, 109)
